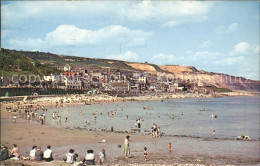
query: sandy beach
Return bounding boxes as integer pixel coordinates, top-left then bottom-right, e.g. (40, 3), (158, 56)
(1, 94), (259, 165)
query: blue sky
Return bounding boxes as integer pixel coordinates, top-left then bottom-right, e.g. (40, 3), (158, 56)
(1, 1), (259, 80)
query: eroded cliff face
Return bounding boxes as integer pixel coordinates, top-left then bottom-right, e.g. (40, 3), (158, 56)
(159, 65), (198, 74)
(127, 63), (259, 92)
(127, 63), (157, 72)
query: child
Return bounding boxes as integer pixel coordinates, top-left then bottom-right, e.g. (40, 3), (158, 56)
(143, 147), (148, 162)
(99, 149), (106, 165)
(168, 142), (172, 153)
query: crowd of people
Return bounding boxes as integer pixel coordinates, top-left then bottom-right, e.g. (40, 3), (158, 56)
(0, 135), (174, 164)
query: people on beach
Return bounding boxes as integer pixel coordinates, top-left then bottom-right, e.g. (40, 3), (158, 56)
(43, 145), (53, 162)
(151, 124), (158, 138)
(13, 114), (17, 123)
(99, 149), (106, 165)
(123, 135), (130, 158)
(84, 149), (95, 165)
(137, 119), (141, 129)
(35, 147), (43, 161)
(64, 149), (77, 164)
(143, 147), (148, 162)
(0, 145), (9, 161)
(29, 145), (37, 160)
(9, 144), (20, 159)
(168, 142), (172, 153)
(157, 127), (161, 138)
(213, 130), (216, 138)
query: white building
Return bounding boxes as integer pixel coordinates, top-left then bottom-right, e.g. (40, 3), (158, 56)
(64, 64), (71, 71)
(64, 77), (82, 89)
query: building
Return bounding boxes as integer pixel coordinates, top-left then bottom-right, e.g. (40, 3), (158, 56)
(64, 64), (71, 71)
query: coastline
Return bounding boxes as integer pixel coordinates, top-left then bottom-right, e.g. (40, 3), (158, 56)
(1, 93), (259, 165)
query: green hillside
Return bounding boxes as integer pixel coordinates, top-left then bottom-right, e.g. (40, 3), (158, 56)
(0, 48), (60, 76)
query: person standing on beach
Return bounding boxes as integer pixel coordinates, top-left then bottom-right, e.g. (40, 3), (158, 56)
(168, 142), (172, 153)
(213, 130), (216, 138)
(143, 147), (148, 162)
(137, 119), (141, 129)
(123, 136), (130, 158)
(13, 114), (17, 123)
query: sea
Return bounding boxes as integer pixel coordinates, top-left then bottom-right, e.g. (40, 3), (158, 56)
(42, 96), (260, 139)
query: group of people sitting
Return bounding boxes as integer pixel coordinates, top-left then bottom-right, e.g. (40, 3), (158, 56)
(29, 145), (53, 161)
(0, 144), (106, 165)
(0, 144), (53, 162)
(62, 149), (106, 165)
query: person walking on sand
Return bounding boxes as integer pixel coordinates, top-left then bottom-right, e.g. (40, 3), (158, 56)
(143, 147), (148, 162)
(123, 136), (130, 158)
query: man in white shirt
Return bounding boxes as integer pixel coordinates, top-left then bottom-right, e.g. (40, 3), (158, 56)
(84, 149), (95, 165)
(43, 145), (53, 162)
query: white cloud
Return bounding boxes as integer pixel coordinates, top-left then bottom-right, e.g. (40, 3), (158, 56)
(106, 50), (139, 62)
(150, 53), (185, 65)
(45, 25), (153, 46)
(213, 56), (245, 65)
(8, 25), (153, 49)
(7, 38), (46, 51)
(2, 1), (212, 28)
(216, 22), (238, 34)
(230, 42), (259, 55)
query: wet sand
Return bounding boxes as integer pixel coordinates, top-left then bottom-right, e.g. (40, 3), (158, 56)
(1, 97), (260, 165)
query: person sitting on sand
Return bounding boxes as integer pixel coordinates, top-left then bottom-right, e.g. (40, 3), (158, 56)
(0, 145), (9, 161)
(35, 147), (43, 161)
(123, 136), (130, 158)
(29, 145), (37, 160)
(43, 145), (53, 162)
(64, 149), (77, 164)
(84, 149), (95, 165)
(98, 149), (106, 165)
(9, 144), (20, 159)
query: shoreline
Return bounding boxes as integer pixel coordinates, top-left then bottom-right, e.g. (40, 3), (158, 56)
(1, 94), (259, 165)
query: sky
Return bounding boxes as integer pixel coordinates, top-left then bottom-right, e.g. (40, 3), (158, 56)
(1, 1), (259, 80)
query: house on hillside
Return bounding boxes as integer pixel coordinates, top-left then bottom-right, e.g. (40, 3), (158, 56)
(64, 64), (71, 71)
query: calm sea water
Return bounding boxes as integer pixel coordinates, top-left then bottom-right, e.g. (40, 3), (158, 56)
(41, 96), (260, 139)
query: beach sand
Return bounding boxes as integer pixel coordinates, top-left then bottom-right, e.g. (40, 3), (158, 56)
(1, 95), (260, 165)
